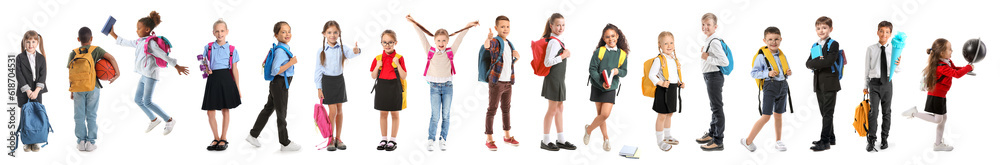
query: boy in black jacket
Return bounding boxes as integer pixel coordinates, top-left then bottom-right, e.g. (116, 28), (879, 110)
(805, 16), (841, 151)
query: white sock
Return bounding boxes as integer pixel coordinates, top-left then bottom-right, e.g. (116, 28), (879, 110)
(382, 136), (388, 140)
(656, 131), (664, 142)
(664, 128), (672, 138)
(390, 137), (396, 142)
(543, 134), (551, 144)
(557, 133), (566, 143)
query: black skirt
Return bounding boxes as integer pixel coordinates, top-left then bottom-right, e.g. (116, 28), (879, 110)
(652, 84), (679, 114)
(590, 86), (616, 104)
(322, 75), (348, 104)
(923, 95), (947, 115)
(202, 69), (242, 110)
(374, 78), (403, 111)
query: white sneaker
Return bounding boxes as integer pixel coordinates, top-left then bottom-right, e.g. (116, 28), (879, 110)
(602, 139), (611, 151)
(741, 138), (757, 152)
(246, 134), (261, 148)
(163, 118), (176, 135)
(933, 143), (954, 151)
(775, 140), (787, 151)
(146, 118), (162, 133)
(77, 140), (86, 151)
(902, 106), (918, 119)
(84, 141), (97, 152)
(281, 141), (301, 151)
(439, 140), (447, 151)
(426, 140), (435, 151)
(583, 124), (591, 145)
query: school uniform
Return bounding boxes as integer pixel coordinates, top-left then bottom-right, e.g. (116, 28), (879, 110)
(15, 51), (47, 107)
(649, 54), (681, 114)
(201, 42), (242, 110)
(249, 42), (294, 146)
(864, 42), (899, 144)
(370, 51), (406, 111)
(541, 34), (567, 102)
(701, 34), (729, 144)
(925, 59), (972, 115)
(316, 42), (362, 104)
(805, 38), (841, 144)
(751, 49), (790, 116)
(588, 46), (628, 104)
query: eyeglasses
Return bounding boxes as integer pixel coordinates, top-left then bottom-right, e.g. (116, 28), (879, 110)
(381, 41), (396, 46)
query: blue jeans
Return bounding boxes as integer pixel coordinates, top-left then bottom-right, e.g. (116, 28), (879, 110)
(135, 76), (171, 121)
(428, 81), (453, 140)
(73, 87), (100, 144)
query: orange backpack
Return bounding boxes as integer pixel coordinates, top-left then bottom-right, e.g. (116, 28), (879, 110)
(69, 46), (97, 92)
(853, 94), (871, 137)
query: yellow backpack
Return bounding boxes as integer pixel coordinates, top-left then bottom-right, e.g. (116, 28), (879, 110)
(751, 46), (794, 114)
(641, 54), (681, 97)
(69, 46), (97, 92)
(853, 94), (871, 137)
(374, 53), (407, 109)
(598, 46), (627, 67)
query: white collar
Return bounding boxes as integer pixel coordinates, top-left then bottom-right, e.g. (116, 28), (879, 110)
(605, 46), (618, 51)
(818, 38), (828, 45)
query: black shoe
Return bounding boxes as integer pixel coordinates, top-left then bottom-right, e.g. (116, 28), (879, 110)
(385, 141), (398, 151)
(557, 141), (577, 150)
(866, 142), (878, 152)
(540, 141), (559, 151)
(695, 132), (713, 144)
(207, 140), (220, 151)
(377, 140), (387, 150)
(880, 140), (889, 150)
(217, 140), (229, 151)
(809, 142), (830, 151)
(812, 140), (836, 146)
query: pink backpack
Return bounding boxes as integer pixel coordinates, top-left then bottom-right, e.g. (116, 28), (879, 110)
(142, 32), (172, 68)
(424, 47), (456, 76)
(313, 103), (332, 149)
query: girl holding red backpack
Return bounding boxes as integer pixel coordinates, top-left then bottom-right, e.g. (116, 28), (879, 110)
(110, 11), (190, 136)
(200, 19), (242, 151)
(535, 13), (576, 151)
(405, 14), (477, 151)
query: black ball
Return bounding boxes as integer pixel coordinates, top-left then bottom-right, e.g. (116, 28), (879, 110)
(963, 39), (986, 63)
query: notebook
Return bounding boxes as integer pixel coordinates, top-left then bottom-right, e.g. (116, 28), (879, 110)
(101, 16), (116, 36)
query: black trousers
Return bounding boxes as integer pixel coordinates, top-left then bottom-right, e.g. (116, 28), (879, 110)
(703, 71), (725, 144)
(867, 79), (892, 143)
(816, 90), (837, 143)
(250, 76), (293, 146)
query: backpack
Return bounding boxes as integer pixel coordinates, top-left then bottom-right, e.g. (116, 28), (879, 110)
(262, 43), (293, 89)
(811, 39), (847, 80)
(641, 54), (684, 113)
(13, 101), (53, 152)
(142, 32), (173, 68)
(424, 47), (455, 76)
(478, 36), (514, 82)
(371, 53), (408, 109)
(313, 103), (333, 149)
(707, 38), (734, 75)
(206, 42), (235, 69)
(752, 47), (794, 115)
(69, 46), (97, 92)
(853, 94), (871, 137)
(591, 46), (627, 95)
(530, 36), (564, 76)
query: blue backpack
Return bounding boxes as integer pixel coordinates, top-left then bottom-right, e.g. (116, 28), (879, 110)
(478, 36), (514, 82)
(811, 39), (847, 80)
(707, 38), (734, 75)
(262, 43), (293, 88)
(13, 101), (52, 152)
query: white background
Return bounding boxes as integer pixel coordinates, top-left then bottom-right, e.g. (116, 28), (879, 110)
(2, 0), (997, 164)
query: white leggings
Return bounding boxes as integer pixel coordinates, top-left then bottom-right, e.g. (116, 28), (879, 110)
(913, 112), (947, 144)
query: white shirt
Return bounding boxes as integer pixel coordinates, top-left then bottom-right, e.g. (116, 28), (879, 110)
(864, 42), (901, 87)
(117, 36), (178, 80)
(701, 34), (729, 73)
(648, 54), (680, 85)
(499, 39), (513, 81)
(27, 52), (36, 81)
(543, 33), (564, 67)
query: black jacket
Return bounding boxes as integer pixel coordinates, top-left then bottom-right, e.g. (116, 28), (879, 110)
(805, 39), (842, 92)
(15, 52), (48, 107)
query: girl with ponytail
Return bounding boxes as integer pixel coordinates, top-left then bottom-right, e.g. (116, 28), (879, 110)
(901, 38), (974, 152)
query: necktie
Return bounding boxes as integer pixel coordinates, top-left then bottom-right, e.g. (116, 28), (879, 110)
(880, 45), (888, 83)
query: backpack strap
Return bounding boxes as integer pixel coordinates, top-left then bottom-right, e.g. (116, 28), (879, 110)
(272, 44), (292, 89)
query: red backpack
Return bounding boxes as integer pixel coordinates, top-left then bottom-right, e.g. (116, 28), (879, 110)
(530, 37), (564, 76)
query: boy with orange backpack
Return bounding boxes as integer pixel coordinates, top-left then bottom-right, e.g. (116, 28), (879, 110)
(68, 27), (120, 152)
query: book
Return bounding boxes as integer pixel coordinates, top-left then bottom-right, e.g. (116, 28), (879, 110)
(101, 16), (116, 36)
(811, 44), (823, 59)
(619, 145), (639, 159)
(601, 70), (611, 87)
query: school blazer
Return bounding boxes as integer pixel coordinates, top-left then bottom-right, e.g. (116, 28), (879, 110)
(804, 40), (841, 92)
(15, 52), (48, 107)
